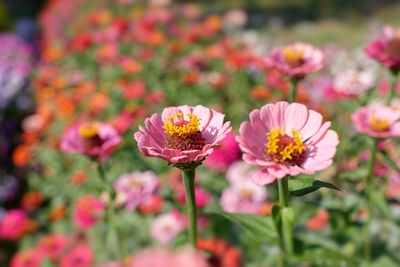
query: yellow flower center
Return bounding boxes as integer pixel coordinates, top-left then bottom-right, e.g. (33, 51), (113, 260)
(266, 127), (306, 166)
(240, 188), (253, 198)
(79, 122), (99, 138)
(163, 113), (201, 137)
(369, 116), (389, 132)
(283, 46), (305, 67)
(163, 113), (206, 152)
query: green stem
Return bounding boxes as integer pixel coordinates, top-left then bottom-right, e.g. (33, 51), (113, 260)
(386, 69), (398, 105)
(95, 161), (124, 260)
(288, 78), (299, 103)
(278, 249), (285, 267)
(363, 138), (378, 266)
(96, 162), (108, 185)
(182, 169), (197, 248)
(278, 177), (289, 208)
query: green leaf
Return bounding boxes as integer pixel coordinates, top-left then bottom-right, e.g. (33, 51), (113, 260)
(294, 247), (360, 266)
(379, 150), (400, 174)
(337, 168), (368, 180)
(271, 204), (282, 228)
(205, 207), (278, 241)
(289, 177), (340, 196)
(281, 207), (295, 254)
(370, 190), (395, 222)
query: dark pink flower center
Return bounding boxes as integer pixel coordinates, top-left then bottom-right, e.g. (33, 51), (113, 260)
(266, 127), (307, 166)
(163, 114), (206, 151)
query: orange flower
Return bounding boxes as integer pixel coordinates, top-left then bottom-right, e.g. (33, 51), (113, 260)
(96, 44), (118, 61)
(48, 204), (68, 222)
(306, 209), (330, 230)
(256, 202), (274, 216)
(204, 15), (222, 33)
(70, 170), (88, 185)
(55, 94), (75, 116)
(146, 31), (167, 46)
(73, 81), (96, 101)
(182, 71), (200, 85)
(42, 45), (63, 62)
(250, 85), (271, 100)
(121, 59), (143, 75)
(89, 92), (110, 114)
(12, 144), (31, 167)
(197, 238), (242, 267)
(21, 191), (44, 212)
(51, 76), (67, 90)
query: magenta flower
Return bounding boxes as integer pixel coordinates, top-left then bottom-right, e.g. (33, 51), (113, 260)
(37, 234), (69, 260)
(60, 245), (93, 267)
(113, 171), (160, 211)
(237, 101), (339, 185)
(365, 25), (400, 70)
(264, 42), (324, 78)
(203, 132), (241, 172)
(351, 104), (400, 138)
(150, 210), (184, 244)
(0, 209), (29, 240)
(60, 121), (122, 162)
(134, 105), (231, 169)
(73, 194), (105, 229)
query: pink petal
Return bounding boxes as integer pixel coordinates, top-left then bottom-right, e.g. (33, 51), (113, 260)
(301, 110), (323, 140)
(284, 103), (308, 133)
(251, 169), (277, 185)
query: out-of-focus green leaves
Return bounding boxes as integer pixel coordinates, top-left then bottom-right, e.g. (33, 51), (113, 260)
(288, 176), (340, 196)
(338, 168), (368, 180)
(205, 207), (278, 241)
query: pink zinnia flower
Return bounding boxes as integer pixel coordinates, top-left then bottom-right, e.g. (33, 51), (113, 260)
(150, 210), (184, 244)
(365, 25), (400, 70)
(264, 42), (324, 78)
(0, 209), (29, 240)
(113, 171), (160, 211)
(37, 234), (69, 260)
(351, 104), (400, 138)
(60, 245), (93, 267)
(128, 248), (209, 267)
(10, 249), (44, 267)
(60, 121), (121, 162)
(332, 68), (375, 96)
(237, 101), (339, 185)
(220, 182), (267, 214)
(73, 194), (105, 229)
(220, 161), (267, 214)
(134, 105), (231, 169)
(204, 133), (241, 172)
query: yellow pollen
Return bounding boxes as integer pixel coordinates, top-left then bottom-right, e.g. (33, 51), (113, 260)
(266, 127), (306, 163)
(162, 113), (201, 137)
(283, 46), (305, 63)
(79, 122), (99, 138)
(266, 127), (283, 154)
(369, 116), (389, 132)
